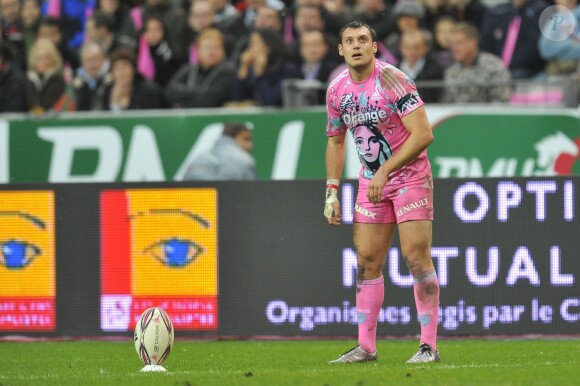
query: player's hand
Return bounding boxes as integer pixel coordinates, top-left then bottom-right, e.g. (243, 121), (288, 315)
(324, 180), (341, 225)
(367, 172), (389, 204)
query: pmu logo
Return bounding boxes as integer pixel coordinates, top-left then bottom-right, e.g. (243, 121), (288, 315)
(0, 211), (45, 269)
(131, 209), (210, 268)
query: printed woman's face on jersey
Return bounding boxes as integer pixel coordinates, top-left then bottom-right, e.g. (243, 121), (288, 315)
(338, 27), (377, 69)
(354, 125), (381, 163)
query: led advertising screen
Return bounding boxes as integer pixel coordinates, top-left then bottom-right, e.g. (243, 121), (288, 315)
(0, 178), (577, 337)
(0, 191), (55, 331)
(100, 188), (218, 332)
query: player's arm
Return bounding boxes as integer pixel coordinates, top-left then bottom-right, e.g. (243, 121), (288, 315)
(325, 132), (346, 225)
(367, 106), (434, 204)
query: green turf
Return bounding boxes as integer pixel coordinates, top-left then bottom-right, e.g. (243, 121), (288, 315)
(0, 339), (578, 385)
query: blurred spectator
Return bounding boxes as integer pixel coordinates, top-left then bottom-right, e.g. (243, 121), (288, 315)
(0, 0), (27, 69)
(130, 0), (187, 59)
(101, 48), (164, 111)
(87, 11), (127, 55)
(37, 16), (80, 72)
(232, 28), (299, 106)
(72, 42), (112, 111)
(230, 5), (284, 65)
(480, 0), (548, 79)
(25, 38), (70, 114)
(433, 15), (455, 68)
(94, 0), (138, 49)
(383, 0), (426, 64)
(442, 22), (511, 103)
(186, 0), (217, 65)
(183, 122), (256, 181)
(41, 0), (95, 49)
(164, 28), (236, 108)
(538, 0), (580, 76)
(22, 0), (42, 56)
(399, 29), (444, 102)
(138, 15), (185, 87)
(288, 3), (339, 63)
(0, 42), (27, 112)
(295, 29), (339, 104)
(298, 30), (338, 82)
(223, 0), (281, 40)
(353, 0), (393, 41)
(212, 0), (239, 26)
(421, 0), (449, 32)
(446, 0), (486, 30)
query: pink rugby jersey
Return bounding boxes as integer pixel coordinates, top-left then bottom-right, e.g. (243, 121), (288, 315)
(326, 59), (432, 183)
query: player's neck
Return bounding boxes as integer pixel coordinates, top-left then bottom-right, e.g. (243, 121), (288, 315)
(349, 58), (375, 82)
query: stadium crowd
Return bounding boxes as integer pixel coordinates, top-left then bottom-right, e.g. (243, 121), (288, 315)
(0, 0), (578, 114)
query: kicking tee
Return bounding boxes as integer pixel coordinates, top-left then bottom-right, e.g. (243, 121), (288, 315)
(326, 59), (432, 184)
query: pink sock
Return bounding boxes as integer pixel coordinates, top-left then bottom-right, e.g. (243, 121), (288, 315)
(356, 276), (384, 353)
(413, 271), (440, 349)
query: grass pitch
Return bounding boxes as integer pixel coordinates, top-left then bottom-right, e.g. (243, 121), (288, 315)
(0, 339), (578, 385)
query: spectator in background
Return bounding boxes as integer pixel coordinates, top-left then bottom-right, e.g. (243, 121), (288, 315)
(130, 0), (188, 59)
(138, 16), (185, 87)
(94, 0), (138, 50)
(353, 0), (393, 41)
(480, 0), (548, 79)
(25, 39), (70, 114)
(298, 30), (338, 83)
(0, 42), (27, 112)
(72, 42), (112, 111)
(421, 0), (449, 32)
(432, 15), (455, 68)
(383, 0), (426, 65)
(21, 0), (42, 57)
(446, 0), (486, 31)
(232, 28), (299, 106)
(399, 29), (444, 102)
(37, 16), (80, 73)
(288, 3), (339, 63)
(183, 122), (256, 181)
(186, 0), (217, 65)
(538, 0), (580, 76)
(164, 28), (236, 108)
(442, 22), (511, 103)
(230, 5), (283, 65)
(41, 0), (95, 49)
(87, 12), (126, 56)
(212, 0), (239, 26)
(295, 30), (339, 104)
(101, 48), (164, 111)
(0, 0), (27, 69)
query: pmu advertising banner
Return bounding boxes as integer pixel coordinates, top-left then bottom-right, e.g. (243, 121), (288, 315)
(1, 107), (579, 183)
(100, 188), (218, 331)
(0, 191), (55, 331)
(0, 178), (577, 337)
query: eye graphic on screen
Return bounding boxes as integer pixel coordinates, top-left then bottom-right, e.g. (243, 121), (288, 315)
(143, 238), (204, 268)
(0, 240), (41, 269)
(0, 211), (46, 269)
(129, 208), (210, 269)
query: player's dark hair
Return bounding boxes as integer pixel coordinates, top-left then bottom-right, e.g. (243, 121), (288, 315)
(339, 21), (377, 43)
(223, 122), (250, 138)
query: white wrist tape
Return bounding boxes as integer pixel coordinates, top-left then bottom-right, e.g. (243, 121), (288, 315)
(324, 179), (340, 219)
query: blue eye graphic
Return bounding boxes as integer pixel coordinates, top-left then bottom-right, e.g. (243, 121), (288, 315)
(0, 240), (41, 269)
(143, 238), (204, 268)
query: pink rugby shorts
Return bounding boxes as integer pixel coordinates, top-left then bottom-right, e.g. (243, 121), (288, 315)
(354, 175), (434, 224)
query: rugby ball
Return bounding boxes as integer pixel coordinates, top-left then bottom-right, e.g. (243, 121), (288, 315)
(134, 307), (174, 366)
